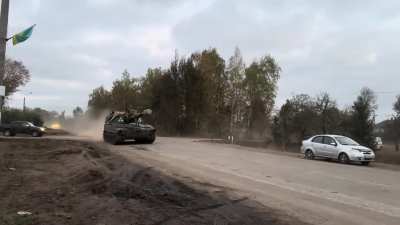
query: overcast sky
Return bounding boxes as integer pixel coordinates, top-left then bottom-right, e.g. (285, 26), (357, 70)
(5, 0), (400, 121)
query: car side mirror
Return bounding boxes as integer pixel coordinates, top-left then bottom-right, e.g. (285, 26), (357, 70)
(330, 142), (337, 146)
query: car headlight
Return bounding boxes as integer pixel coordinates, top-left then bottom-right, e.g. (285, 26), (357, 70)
(40, 128), (45, 131)
(351, 148), (364, 154)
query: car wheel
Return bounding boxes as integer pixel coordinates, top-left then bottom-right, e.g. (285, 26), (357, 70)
(361, 162), (370, 166)
(339, 153), (349, 164)
(146, 137), (155, 144)
(3, 130), (11, 137)
(111, 133), (124, 145)
(305, 150), (314, 160)
(32, 131), (40, 137)
(145, 133), (156, 144)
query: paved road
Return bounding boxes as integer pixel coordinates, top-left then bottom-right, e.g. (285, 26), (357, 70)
(109, 137), (400, 225)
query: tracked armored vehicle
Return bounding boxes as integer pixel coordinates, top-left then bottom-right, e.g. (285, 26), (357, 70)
(103, 110), (156, 145)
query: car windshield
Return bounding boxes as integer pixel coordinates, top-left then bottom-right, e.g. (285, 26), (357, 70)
(335, 136), (359, 146)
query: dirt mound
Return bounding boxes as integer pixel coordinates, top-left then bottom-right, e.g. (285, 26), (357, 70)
(0, 138), (307, 225)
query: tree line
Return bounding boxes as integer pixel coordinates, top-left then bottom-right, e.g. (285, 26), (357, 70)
(272, 88), (373, 148)
(88, 48), (281, 138)
(272, 89), (400, 150)
(88, 47), (400, 149)
(385, 96), (400, 151)
(2, 50), (399, 150)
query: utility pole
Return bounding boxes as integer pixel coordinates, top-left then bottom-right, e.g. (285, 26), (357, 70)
(0, 0), (9, 124)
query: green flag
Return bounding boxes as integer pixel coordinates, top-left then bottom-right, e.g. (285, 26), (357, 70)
(12, 24), (36, 46)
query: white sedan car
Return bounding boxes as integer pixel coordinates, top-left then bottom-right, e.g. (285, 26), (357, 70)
(300, 135), (375, 165)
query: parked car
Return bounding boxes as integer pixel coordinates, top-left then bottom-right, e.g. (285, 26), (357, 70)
(0, 121), (46, 137)
(301, 135), (375, 165)
(375, 137), (384, 150)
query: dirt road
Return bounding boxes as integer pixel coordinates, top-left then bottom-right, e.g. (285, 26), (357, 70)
(1, 137), (306, 225)
(107, 137), (400, 225)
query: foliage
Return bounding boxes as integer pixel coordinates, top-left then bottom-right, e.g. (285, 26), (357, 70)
(385, 95), (400, 151)
(226, 47), (246, 134)
(111, 70), (141, 111)
(84, 47), (389, 147)
(350, 87), (377, 148)
(272, 93), (352, 146)
(244, 55), (281, 136)
(31, 107), (59, 123)
(2, 107), (44, 126)
(272, 88), (380, 148)
(2, 58), (30, 97)
(274, 94), (319, 147)
(87, 86), (111, 117)
(73, 106), (84, 118)
(315, 93), (340, 134)
(87, 48), (281, 138)
(394, 95), (400, 117)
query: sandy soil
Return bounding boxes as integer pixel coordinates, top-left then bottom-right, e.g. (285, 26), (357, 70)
(0, 138), (307, 225)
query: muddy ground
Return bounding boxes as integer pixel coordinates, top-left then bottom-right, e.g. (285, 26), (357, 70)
(0, 138), (307, 225)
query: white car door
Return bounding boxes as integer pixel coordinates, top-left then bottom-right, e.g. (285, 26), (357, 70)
(311, 136), (325, 156)
(323, 136), (339, 158)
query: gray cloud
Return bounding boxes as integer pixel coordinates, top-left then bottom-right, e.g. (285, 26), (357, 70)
(6, 0), (400, 120)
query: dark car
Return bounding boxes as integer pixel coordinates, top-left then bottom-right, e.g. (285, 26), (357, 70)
(0, 121), (46, 137)
(103, 112), (156, 145)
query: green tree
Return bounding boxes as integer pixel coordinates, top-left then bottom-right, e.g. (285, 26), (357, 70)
(271, 114), (282, 144)
(2, 107), (43, 126)
(226, 47), (246, 134)
(244, 55), (281, 136)
(290, 94), (318, 142)
(148, 55), (184, 135)
(350, 87), (377, 148)
(111, 70), (140, 111)
(86, 48), (282, 139)
(276, 99), (296, 149)
(140, 68), (163, 107)
(88, 86), (111, 116)
(194, 48), (227, 135)
(179, 55), (203, 133)
(274, 94), (320, 147)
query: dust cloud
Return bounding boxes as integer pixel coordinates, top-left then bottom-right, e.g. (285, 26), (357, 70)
(48, 111), (110, 140)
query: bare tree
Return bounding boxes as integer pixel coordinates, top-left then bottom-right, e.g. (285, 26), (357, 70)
(3, 58), (30, 97)
(315, 93), (339, 134)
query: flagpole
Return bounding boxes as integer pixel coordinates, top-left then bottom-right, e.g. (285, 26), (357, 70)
(0, 0), (9, 124)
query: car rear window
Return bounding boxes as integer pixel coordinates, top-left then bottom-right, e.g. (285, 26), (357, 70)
(312, 136), (323, 143)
